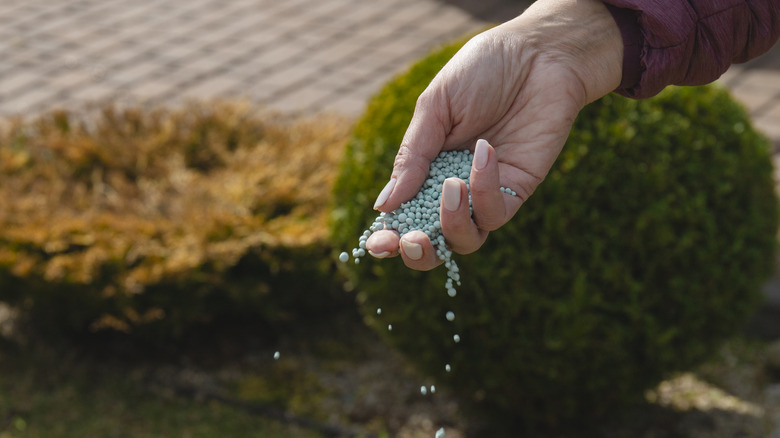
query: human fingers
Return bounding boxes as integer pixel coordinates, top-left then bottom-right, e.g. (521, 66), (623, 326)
(440, 177), (488, 255)
(469, 139), (512, 232)
(373, 90), (449, 213)
(365, 229), (400, 259)
(365, 229), (444, 271)
(398, 230), (443, 271)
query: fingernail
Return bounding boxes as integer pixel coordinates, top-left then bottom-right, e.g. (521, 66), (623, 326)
(474, 139), (489, 170)
(373, 178), (396, 210)
(368, 250), (391, 259)
(443, 178), (461, 212)
(401, 240), (423, 260)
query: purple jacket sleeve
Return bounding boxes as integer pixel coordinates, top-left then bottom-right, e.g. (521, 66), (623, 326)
(602, 0), (780, 98)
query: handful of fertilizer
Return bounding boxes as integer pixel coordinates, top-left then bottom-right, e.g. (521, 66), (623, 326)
(340, 147), (517, 297)
(338, 145), (518, 438)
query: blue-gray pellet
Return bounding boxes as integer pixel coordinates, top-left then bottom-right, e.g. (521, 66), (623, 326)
(346, 149), (518, 298)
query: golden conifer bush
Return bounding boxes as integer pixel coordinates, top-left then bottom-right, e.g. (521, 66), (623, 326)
(0, 102), (351, 336)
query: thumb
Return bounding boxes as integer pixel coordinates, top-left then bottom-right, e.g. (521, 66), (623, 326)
(373, 91), (450, 212)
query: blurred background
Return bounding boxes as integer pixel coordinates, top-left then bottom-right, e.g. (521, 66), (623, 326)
(2, 0), (780, 437)
(0, 0), (525, 117)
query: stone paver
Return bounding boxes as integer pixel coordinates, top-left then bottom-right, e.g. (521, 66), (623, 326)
(718, 41), (780, 149)
(0, 0), (777, 142)
(0, 0), (517, 119)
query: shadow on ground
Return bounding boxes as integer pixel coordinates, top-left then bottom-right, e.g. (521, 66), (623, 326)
(1, 300), (778, 438)
(439, 0), (532, 23)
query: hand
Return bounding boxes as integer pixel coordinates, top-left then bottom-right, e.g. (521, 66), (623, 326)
(367, 0), (623, 271)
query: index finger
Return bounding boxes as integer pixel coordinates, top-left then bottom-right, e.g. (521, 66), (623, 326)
(373, 89), (450, 212)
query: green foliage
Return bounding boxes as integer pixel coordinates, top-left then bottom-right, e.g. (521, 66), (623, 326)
(0, 103), (352, 339)
(331, 39), (779, 431)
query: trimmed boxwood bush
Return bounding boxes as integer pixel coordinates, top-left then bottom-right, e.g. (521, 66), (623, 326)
(330, 39), (779, 431)
(0, 103), (351, 339)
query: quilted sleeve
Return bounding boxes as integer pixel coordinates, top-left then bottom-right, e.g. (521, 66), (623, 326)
(602, 0), (780, 98)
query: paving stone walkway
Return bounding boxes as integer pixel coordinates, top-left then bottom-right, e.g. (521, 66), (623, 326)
(721, 42), (780, 151)
(0, 0), (522, 119)
(1, 0), (778, 150)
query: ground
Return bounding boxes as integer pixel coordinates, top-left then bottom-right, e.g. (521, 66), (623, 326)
(1, 298), (779, 438)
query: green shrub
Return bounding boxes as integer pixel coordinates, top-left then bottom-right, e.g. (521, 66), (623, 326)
(330, 40), (779, 431)
(0, 103), (352, 339)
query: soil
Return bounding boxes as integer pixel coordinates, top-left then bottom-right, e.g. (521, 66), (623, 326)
(2, 295), (779, 438)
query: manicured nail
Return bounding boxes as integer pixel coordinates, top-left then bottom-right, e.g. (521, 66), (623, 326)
(474, 139), (489, 170)
(368, 250), (391, 259)
(401, 239), (423, 260)
(373, 178), (396, 210)
(443, 178), (461, 212)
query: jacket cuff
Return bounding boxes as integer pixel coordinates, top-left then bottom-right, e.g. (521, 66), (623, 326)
(603, 3), (643, 96)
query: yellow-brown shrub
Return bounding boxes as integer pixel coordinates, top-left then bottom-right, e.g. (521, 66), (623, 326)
(0, 101), (351, 337)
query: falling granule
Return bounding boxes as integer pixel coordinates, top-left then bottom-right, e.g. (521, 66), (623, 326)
(430, 385), (436, 394)
(453, 334), (460, 343)
(445, 364), (451, 372)
(421, 386), (428, 395)
(273, 351), (280, 360)
(435, 427), (446, 438)
(340, 146), (519, 416)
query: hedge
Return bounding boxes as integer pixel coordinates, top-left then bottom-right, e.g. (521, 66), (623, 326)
(331, 38), (779, 432)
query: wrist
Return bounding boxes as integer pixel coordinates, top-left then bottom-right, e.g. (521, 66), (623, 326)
(500, 0), (624, 104)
